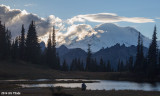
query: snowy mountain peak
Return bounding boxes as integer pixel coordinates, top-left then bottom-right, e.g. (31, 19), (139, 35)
(95, 23), (119, 30)
(95, 23), (138, 34)
(65, 23), (158, 52)
(59, 45), (68, 50)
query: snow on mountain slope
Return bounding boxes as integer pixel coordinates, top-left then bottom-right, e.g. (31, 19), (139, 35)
(65, 23), (159, 52)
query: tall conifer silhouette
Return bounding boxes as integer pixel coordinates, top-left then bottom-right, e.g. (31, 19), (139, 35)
(85, 44), (92, 71)
(147, 26), (158, 79)
(26, 21), (40, 64)
(19, 24), (25, 60)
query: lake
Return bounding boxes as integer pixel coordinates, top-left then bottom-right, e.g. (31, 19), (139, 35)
(18, 79), (160, 91)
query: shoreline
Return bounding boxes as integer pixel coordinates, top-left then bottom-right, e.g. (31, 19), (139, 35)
(0, 61), (160, 83)
(1, 86), (160, 96)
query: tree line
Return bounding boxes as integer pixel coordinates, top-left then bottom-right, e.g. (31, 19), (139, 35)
(0, 21), (60, 70)
(0, 20), (160, 79)
(115, 26), (160, 80)
(0, 20), (112, 72)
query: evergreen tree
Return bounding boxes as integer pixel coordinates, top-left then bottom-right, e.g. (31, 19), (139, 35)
(51, 26), (58, 69)
(25, 21), (41, 64)
(128, 56), (133, 72)
(77, 58), (80, 71)
(62, 59), (68, 71)
(143, 57), (148, 74)
(45, 26), (59, 69)
(56, 53), (61, 70)
(99, 57), (106, 72)
(70, 59), (75, 71)
(106, 60), (111, 72)
(11, 37), (19, 60)
(147, 26), (158, 79)
(125, 59), (129, 71)
(95, 58), (99, 71)
(140, 38), (145, 73)
(0, 21), (11, 60)
(70, 58), (84, 71)
(117, 59), (121, 72)
(6, 28), (12, 59)
(80, 60), (84, 71)
(19, 24), (25, 60)
(85, 44), (92, 71)
(46, 32), (53, 67)
(134, 32), (141, 72)
(40, 48), (47, 65)
(117, 60), (124, 72)
(134, 32), (144, 73)
(91, 58), (98, 72)
(120, 61), (124, 72)
(140, 39), (144, 61)
(70, 58), (76, 71)
(158, 52), (160, 74)
(0, 22), (6, 60)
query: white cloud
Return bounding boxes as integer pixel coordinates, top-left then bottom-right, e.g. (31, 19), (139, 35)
(97, 30), (104, 33)
(67, 16), (86, 24)
(67, 13), (154, 24)
(0, 5), (98, 46)
(58, 24), (98, 46)
(0, 5), (155, 47)
(65, 24), (93, 41)
(0, 5), (64, 39)
(24, 4), (34, 7)
(40, 24), (97, 46)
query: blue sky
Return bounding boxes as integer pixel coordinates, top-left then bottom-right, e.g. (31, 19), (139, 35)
(1, 0), (160, 40)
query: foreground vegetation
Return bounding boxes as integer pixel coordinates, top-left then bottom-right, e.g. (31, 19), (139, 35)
(1, 86), (160, 96)
(0, 61), (160, 82)
(0, 61), (160, 96)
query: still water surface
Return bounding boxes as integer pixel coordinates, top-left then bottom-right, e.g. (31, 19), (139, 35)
(19, 79), (160, 91)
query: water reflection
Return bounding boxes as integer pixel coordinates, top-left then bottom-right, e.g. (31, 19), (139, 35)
(0, 79), (50, 82)
(19, 79), (160, 91)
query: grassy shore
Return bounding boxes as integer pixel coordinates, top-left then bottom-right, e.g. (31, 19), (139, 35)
(0, 61), (117, 80)
(0, 80), (98, 84)
(1, 86), (160, 96)
(1, 61), (160, 96)
(0, 61), (160, 82)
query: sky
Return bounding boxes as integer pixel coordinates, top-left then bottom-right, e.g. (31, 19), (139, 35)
(0, 0), (160, 42)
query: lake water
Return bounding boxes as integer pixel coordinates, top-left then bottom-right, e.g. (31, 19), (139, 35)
(18, 79), (160, 91)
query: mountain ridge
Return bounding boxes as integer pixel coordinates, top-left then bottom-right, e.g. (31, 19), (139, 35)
(56, 44), (148, 68)
(64, 23), (159, 52)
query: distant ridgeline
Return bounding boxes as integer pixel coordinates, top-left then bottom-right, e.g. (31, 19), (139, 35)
(55, 43), (148, 69)
(0, 20), (160, 79)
